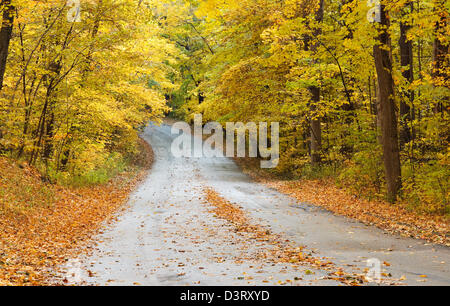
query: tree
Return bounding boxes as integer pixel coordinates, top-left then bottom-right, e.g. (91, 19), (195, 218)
(398, 0), (414, 147)
(0, 0), (14, 90)
(309, 0), (324, 166)
(0, 0), (175, 178)
(161, 0), (448, 208)
(373, 3), (402, 202)
(432, 0), (449, 114)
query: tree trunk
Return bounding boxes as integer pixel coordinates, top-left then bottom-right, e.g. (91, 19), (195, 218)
(0, 0), (14, 90)
(83, 0), (102, 78)
(373, 4), (402, 203)
(309, 0), (324, 166)
(398, 1), (414, 147)
(310, 88), (322, 165)
(341, 0), (356, 117)
(432, 0), (449, 114)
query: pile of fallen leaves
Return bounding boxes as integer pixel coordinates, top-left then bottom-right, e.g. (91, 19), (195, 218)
(203, 187), (369, 285)
(234, 158), (450, 247)
(0, 139), (153, 286)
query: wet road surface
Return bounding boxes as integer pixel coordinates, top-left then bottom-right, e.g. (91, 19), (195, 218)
(60, 123), (450, 286)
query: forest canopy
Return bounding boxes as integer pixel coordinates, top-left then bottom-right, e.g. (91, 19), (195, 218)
(159, 0), (449, 211)
(0, 0), (176, 184)
(0, 0), (448, 213)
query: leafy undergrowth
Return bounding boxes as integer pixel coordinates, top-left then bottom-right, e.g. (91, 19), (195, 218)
(203, 187), (376, 286)
(0, 138), (153, 285)
(233, 158), (450, 247)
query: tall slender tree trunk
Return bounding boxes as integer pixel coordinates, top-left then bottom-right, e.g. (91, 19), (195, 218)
(399, 1), (414, 147)
(432, 0), (449, 114)
(309, 0), (324, 166)
(341, 0), (356, 117)
(373, 4), (402, 203)
(310, 89), (322, 165)
(82, 0), (102, 78)
(0, 0), (14, 91)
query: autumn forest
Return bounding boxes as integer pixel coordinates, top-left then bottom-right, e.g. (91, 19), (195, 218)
(0, 0), (449, 287)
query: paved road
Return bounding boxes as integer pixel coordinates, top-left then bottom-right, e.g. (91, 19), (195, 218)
(60, 123), (450, 286)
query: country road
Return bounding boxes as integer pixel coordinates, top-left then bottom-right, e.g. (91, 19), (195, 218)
(60, 122), (450, 286)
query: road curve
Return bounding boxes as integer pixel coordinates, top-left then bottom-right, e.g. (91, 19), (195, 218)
(60, 122), (450, 286)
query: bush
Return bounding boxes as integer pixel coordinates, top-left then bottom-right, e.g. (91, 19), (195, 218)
(402, 159), (449, 216)
(50, 152), (127, 187)
(336, 148), (385, 200)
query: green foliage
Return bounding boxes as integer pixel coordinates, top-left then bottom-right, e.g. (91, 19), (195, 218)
(403, 159), (449, 215)
(49, 152), (128, 187)
(337, 148), (385, 200)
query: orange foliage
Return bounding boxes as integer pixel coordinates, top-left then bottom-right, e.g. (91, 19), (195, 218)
(234, 158), (450, 246)
(0, 140), (153, 285)
(203, 187), (369, 285)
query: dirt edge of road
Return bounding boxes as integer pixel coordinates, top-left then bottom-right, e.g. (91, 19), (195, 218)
(233, 157), (450, 247)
